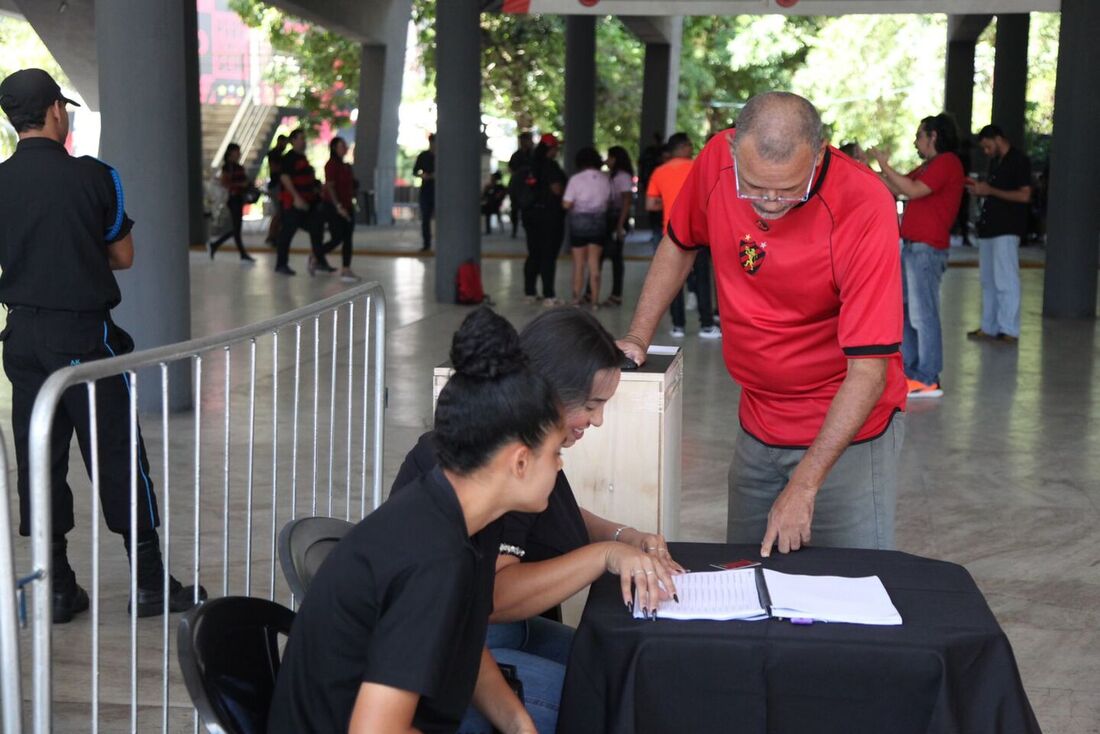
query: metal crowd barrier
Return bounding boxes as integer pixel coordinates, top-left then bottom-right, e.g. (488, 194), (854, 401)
(0, 430), (23, 734)
(23, 282), (386, 733)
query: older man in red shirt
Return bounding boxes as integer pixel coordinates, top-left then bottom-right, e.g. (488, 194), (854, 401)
(618, 92), (906, 556)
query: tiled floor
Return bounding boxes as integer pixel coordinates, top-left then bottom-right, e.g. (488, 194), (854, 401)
(4, 222), (1097, 732)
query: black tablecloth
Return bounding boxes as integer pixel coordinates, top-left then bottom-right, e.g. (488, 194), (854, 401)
(557, 543), (1040, 734)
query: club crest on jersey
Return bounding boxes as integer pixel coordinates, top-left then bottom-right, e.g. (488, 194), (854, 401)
(739, 235), (766, 275)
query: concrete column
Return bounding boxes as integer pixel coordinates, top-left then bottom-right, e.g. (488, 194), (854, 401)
(944, 39), (976, 138)
(1042, 0), (1100, 319)
(183, 0), (206, 245)
(564, 15), (596, 174)
(637, 21), (681, 218)
(354, 0), (409, 226)
(96, 0), (192, 409)
(991, 13), (1030, 147)
(640, 43), (671, 155)
(434, 0), (482, 303)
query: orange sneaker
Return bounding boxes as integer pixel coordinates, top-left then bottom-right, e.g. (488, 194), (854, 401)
(907, 380), (943, 399)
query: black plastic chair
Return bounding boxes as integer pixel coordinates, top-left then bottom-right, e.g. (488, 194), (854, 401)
(277, 516), (355, 599)
(177, 596), (295, 734)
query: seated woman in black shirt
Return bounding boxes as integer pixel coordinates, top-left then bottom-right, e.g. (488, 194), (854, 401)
(394, 307), (682, 733)
(270, 307), (567, 734)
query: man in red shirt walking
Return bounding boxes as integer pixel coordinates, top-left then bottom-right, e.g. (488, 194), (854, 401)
(873, 114), (965, 398)
(618, 92), (907, 556)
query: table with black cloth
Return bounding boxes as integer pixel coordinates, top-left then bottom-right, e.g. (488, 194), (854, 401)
(557, 543), (1040, 734)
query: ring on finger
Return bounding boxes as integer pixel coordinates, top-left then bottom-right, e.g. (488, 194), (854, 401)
(644, 570), (655, 575)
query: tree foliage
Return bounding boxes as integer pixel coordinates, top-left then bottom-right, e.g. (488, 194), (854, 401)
(229, 0), (360, 128)
(678, 15), (822, 143)
(0, 15), (72, 158)
(790, 13), (946, 171)
(412, 1), (566, 133)
(228, 2), (1060, 167)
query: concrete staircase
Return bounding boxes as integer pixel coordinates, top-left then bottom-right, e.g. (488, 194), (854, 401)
(200, 102), (280, 180)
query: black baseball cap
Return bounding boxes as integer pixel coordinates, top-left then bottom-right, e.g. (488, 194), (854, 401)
(0, 68), (80, 117)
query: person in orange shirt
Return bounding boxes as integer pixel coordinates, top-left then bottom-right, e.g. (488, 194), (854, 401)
(645, 133), (720, 339)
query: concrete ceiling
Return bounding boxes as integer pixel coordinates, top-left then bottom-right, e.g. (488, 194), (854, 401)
(11, 0), (98, 109)
(619, 15), (682, 43)
(507, 0), (1059, 15)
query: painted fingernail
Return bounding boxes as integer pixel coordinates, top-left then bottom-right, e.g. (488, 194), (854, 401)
(673, 594), (680, 603)
(641, 606), (648, 617)
(626, 600), (633, 612)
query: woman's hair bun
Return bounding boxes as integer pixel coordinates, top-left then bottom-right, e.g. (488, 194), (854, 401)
(450, 307), (527, 380)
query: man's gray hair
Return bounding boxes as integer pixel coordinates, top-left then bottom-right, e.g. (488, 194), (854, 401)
(732, 92), (824, 162)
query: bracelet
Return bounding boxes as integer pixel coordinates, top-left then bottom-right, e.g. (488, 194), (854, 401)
(613, 525), (631, 542)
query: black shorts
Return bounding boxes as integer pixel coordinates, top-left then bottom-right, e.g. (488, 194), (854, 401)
(568, 211), (607, 248)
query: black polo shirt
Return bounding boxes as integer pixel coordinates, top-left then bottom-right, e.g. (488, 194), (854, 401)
(414, 149), (436, 191)
(977, 146), (1031, 238)
(270, 468), (496, 734)
(0, 137), (133, 311)
(393, 432), (590, 565)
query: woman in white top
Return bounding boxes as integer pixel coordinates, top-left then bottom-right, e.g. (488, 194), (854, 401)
(562, 147), (612, 306)
(602, 146), (635, 306)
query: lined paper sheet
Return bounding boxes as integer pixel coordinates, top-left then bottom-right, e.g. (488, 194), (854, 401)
(763, 570), (902, 625)
(633, 569), (768, 621)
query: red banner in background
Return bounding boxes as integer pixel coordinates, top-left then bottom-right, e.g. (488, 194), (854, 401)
(502, 0), (532, 13)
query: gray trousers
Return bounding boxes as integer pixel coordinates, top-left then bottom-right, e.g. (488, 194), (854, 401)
(726, 414), (905, 549)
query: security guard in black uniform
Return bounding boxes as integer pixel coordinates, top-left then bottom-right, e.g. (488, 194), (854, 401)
(0, 69), (205, 622)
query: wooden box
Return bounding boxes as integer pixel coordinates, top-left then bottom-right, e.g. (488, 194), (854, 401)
(432, 349), (682, 540)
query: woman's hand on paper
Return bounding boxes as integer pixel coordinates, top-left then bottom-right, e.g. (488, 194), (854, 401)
(619, 528), (687, 575)
(604, 543), (679, 616)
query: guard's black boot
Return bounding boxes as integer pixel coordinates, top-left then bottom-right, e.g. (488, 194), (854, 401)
(52, 536), (89, 624)
(123, 529), (207, 617)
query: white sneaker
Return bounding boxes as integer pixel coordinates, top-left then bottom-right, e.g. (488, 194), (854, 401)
(670, 326), (685, 338)
(698, 325), (722, 339)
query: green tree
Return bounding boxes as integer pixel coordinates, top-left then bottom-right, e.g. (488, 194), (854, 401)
(790, 14), (947, 171)
(412, 0), (566, 133)
(229, 0), (360, 127)
(594, 18), (644, 153)
(677, 15), (822, 143)
(0, 15), (73, 158)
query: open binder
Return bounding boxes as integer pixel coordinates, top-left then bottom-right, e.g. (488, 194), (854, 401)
(633, 567), (902, 625)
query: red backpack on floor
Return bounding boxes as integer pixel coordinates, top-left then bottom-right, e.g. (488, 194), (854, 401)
(456, 260), (485, 304)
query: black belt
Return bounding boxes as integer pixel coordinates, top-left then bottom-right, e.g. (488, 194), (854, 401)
(5, 304), (110, 317)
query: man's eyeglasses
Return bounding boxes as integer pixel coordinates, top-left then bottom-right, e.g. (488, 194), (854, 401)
(733, 155), (818, 204)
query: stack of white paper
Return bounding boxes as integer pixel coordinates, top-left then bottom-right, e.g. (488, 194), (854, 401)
(762, 569), (902, 625)
(630, 567), (903, 625)
(633, 569), (766, 621)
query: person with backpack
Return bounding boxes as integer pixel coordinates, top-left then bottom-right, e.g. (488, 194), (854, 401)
(207, 143), (256, 262)
(521, 134), (567, 306)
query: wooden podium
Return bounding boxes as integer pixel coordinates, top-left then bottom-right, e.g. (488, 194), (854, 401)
(432, 349), (683, 540)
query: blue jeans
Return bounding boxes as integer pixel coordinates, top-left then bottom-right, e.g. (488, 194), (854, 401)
(458, 618), (573, 734)
(901, 241), (948, 385)
(976, 234), (1021, 338)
